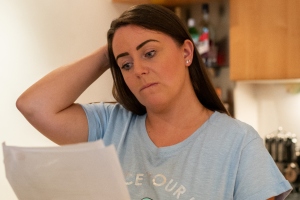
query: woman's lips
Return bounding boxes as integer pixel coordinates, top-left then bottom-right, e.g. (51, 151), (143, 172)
(140, 83), (158, 91)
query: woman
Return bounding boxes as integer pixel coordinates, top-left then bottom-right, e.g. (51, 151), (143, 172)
(17, 4), (291, 199)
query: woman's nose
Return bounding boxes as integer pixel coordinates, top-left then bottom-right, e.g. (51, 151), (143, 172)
(133, 60), (149, 77)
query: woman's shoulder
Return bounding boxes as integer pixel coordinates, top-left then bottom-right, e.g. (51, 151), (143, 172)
(208, 111), (260, 142)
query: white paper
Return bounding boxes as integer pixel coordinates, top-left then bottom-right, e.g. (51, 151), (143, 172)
(2, 140), (131, 200)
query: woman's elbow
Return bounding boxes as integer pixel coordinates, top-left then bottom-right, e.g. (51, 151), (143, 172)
(16, 93), (38, 119)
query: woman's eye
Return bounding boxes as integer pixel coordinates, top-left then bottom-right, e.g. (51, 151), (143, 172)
(145, 50), (156, 58)
(121, 62), (133, 71)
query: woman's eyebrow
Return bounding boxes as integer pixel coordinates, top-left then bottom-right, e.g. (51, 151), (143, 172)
(116, 52), (129, 61)
(115, 39), (159, 61)
(136, 39), (159, 50)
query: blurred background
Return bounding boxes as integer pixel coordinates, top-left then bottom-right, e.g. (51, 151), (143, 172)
(1, 0), (299, 199)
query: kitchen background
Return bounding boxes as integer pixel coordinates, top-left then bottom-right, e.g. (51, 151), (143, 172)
(0, 0), (299, 199)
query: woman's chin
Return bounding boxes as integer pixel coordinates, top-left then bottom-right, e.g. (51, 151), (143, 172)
(142, 100), (171, 113)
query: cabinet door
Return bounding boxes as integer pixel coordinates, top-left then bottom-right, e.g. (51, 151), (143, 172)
(230, 0), (300, 80)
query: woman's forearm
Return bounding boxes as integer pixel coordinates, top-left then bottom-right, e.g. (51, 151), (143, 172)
(16, 45), (110, 144)
(17, 46), (109, 115)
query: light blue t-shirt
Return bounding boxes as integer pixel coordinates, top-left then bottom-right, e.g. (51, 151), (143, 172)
(81, 102), (292, 200)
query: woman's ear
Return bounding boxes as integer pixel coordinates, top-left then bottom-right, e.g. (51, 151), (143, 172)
(182, 39), (194, 67)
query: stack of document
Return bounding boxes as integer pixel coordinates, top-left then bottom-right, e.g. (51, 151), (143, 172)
(2, 140), (131, 200)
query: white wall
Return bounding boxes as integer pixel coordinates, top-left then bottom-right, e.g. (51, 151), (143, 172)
(233, 82), (259, 132)
(234, 81), (300, 145)
(0, 0), (132, 199)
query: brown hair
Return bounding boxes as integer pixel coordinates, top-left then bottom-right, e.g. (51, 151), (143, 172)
(107, 4), (229, 116)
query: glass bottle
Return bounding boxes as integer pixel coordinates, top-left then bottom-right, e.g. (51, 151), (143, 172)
(187, 18), (200, 46)
(198, 3), (217, 68)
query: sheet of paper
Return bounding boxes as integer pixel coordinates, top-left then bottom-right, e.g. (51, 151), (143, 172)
(2, 140), (131, 200)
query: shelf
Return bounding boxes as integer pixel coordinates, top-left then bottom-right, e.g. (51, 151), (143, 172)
(112, 0), (221, 6)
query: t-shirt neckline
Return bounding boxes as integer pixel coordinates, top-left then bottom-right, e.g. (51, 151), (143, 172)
(139, 111), (219, 156)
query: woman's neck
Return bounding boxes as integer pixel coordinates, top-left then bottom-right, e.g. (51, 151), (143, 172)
(145, 98), (213, 147)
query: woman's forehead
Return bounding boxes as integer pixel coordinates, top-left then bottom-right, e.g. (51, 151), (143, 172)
(112, 25), (169, 51)
(114, 25), (164, 40)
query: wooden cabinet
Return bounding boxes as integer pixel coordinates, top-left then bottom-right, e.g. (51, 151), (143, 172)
(230, 0), (300, 80)
(112, 0), (219, 6)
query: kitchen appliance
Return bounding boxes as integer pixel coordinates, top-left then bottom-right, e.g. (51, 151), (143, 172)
(265, 127), (300, 193)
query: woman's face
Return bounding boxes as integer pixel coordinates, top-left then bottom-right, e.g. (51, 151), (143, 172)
(112, 25), (193, 112)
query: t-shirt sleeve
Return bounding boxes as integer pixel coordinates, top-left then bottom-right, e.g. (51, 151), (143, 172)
(80, 102), (112, 142)
(234, 136), (292, 200)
